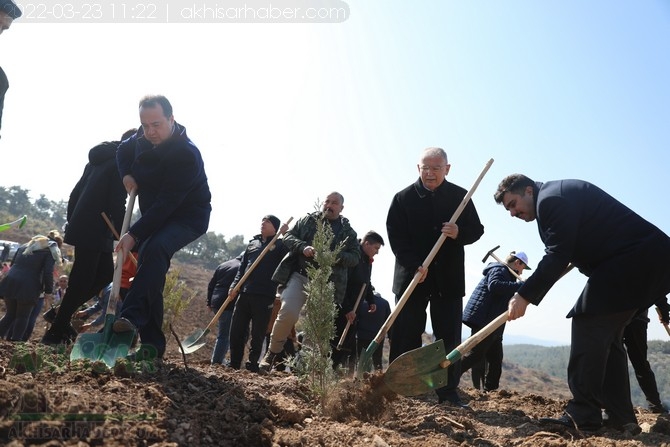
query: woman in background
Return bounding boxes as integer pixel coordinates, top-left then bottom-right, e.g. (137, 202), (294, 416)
(0, 230), (62, 340)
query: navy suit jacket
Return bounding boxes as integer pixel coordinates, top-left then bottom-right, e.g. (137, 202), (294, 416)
(518, 179), (670, 316)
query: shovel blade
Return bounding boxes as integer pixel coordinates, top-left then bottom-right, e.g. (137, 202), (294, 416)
(384, 340), (451, 396)
(356, 340), (379, 379)
(180, 328), (210, 354)
(70, 329), (136, 368)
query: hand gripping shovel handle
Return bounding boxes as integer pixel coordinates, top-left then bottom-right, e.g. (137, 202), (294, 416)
(336, 283), (366, 350)
(656, 306), (670, 337)
(440, 262), (576, 368)
(370, 158), (494, 348)
(203, 217), (294, 333)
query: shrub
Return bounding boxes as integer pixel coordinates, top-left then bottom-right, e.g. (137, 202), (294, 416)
(298, 215), (343, 402)
(162, 268), (196, 334)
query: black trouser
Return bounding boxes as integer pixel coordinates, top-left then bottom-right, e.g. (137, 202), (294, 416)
(470, 357), (485, 389)
(460, 324), (505, 390)
(566, 309), (637, 426)
(356, 337), (384, 371)
(623, 317), (662, 407)
(0, 298), (36, 340)
(389, 286), (463, 400)
(331, 306), (357, 373)
(52, 247), (113, 333)
(229, 292), (274, 369)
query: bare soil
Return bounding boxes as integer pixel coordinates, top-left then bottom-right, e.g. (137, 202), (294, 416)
(1, 262), (670, 447)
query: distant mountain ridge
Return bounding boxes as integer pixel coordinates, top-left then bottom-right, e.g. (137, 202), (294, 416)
(498, 341), (670, 408)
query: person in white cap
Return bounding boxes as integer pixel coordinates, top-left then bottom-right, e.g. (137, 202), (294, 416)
(460, 251), (529, 391)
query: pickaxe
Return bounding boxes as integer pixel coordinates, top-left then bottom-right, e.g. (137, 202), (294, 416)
(482, 245), (523, 281)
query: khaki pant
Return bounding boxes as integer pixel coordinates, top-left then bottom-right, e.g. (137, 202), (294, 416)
(269, 272), (308, 354)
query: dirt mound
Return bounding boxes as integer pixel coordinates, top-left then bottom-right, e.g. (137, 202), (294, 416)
(2, 262), (670, 446)
(2, 341), (670, 446)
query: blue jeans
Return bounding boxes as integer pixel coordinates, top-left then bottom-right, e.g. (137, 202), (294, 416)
(119, 221), (203, 358)
(211, 309), (233, 364)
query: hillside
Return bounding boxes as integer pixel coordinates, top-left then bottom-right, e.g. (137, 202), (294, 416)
(505, 342), (670, 409)
(1, 261), (669, 446)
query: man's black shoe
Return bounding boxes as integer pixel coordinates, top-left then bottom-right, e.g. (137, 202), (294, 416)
(539, 414), (601, 432)
(602, 417), (642, 435)
(113, 317), (137, 333)
(438, 395), (470, 409)
(650, 403), (668, 414)
(40, 325), (77, 346)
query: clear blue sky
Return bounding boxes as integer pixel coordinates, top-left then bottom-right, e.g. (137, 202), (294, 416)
(2, 0), (669, 344)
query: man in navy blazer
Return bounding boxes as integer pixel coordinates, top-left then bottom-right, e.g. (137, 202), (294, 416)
(494, 174), (670, 433)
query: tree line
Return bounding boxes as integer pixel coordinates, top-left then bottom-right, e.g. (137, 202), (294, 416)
(0, 185), (246, 269)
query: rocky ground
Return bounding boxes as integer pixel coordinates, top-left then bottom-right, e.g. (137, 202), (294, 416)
(1, 262), (669, 446)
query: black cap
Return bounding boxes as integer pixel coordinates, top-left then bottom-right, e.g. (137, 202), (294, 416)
(263, 215), (280, 232)
(0, 0), (21, 19)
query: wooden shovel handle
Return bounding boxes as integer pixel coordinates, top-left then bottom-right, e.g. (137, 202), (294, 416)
(205, 217), (294, 332)
(439, 311), (508, 369)
(107, 189), (136, 314)
(101, 212), (138, 266)
(336, 283), (366, 350)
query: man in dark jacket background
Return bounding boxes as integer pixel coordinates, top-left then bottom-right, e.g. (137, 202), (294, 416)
(113, 95), (211, 361)
(41, 129), (134, 345)
(331, 230), (385, 372)
(331, 231), (384, 374)
(207, 254), (242, 365)
(622, 296), (670, 414)
(386, 147), (484, 407)
(228, 215), (288, 372)
(460, 251), (529, 391)
(356, 290), (391, 372)
(496, 173), (670, 433)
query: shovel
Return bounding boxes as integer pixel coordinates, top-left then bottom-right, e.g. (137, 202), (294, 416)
(70, 190), (137, 368)
(179, 216), (294, 354)
(384, 263), (576, 395)
(384, 311), (508, 396)
(357, 158), (494, 377)
(336, 283), (366, 351)
(0, 214), (27, 232)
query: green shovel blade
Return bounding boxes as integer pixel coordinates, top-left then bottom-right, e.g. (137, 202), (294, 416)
(383, 340), (451, 396)
(70, 315), (135, 368)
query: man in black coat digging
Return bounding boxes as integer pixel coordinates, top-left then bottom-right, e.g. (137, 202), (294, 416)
(495, 174), (670, 434)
